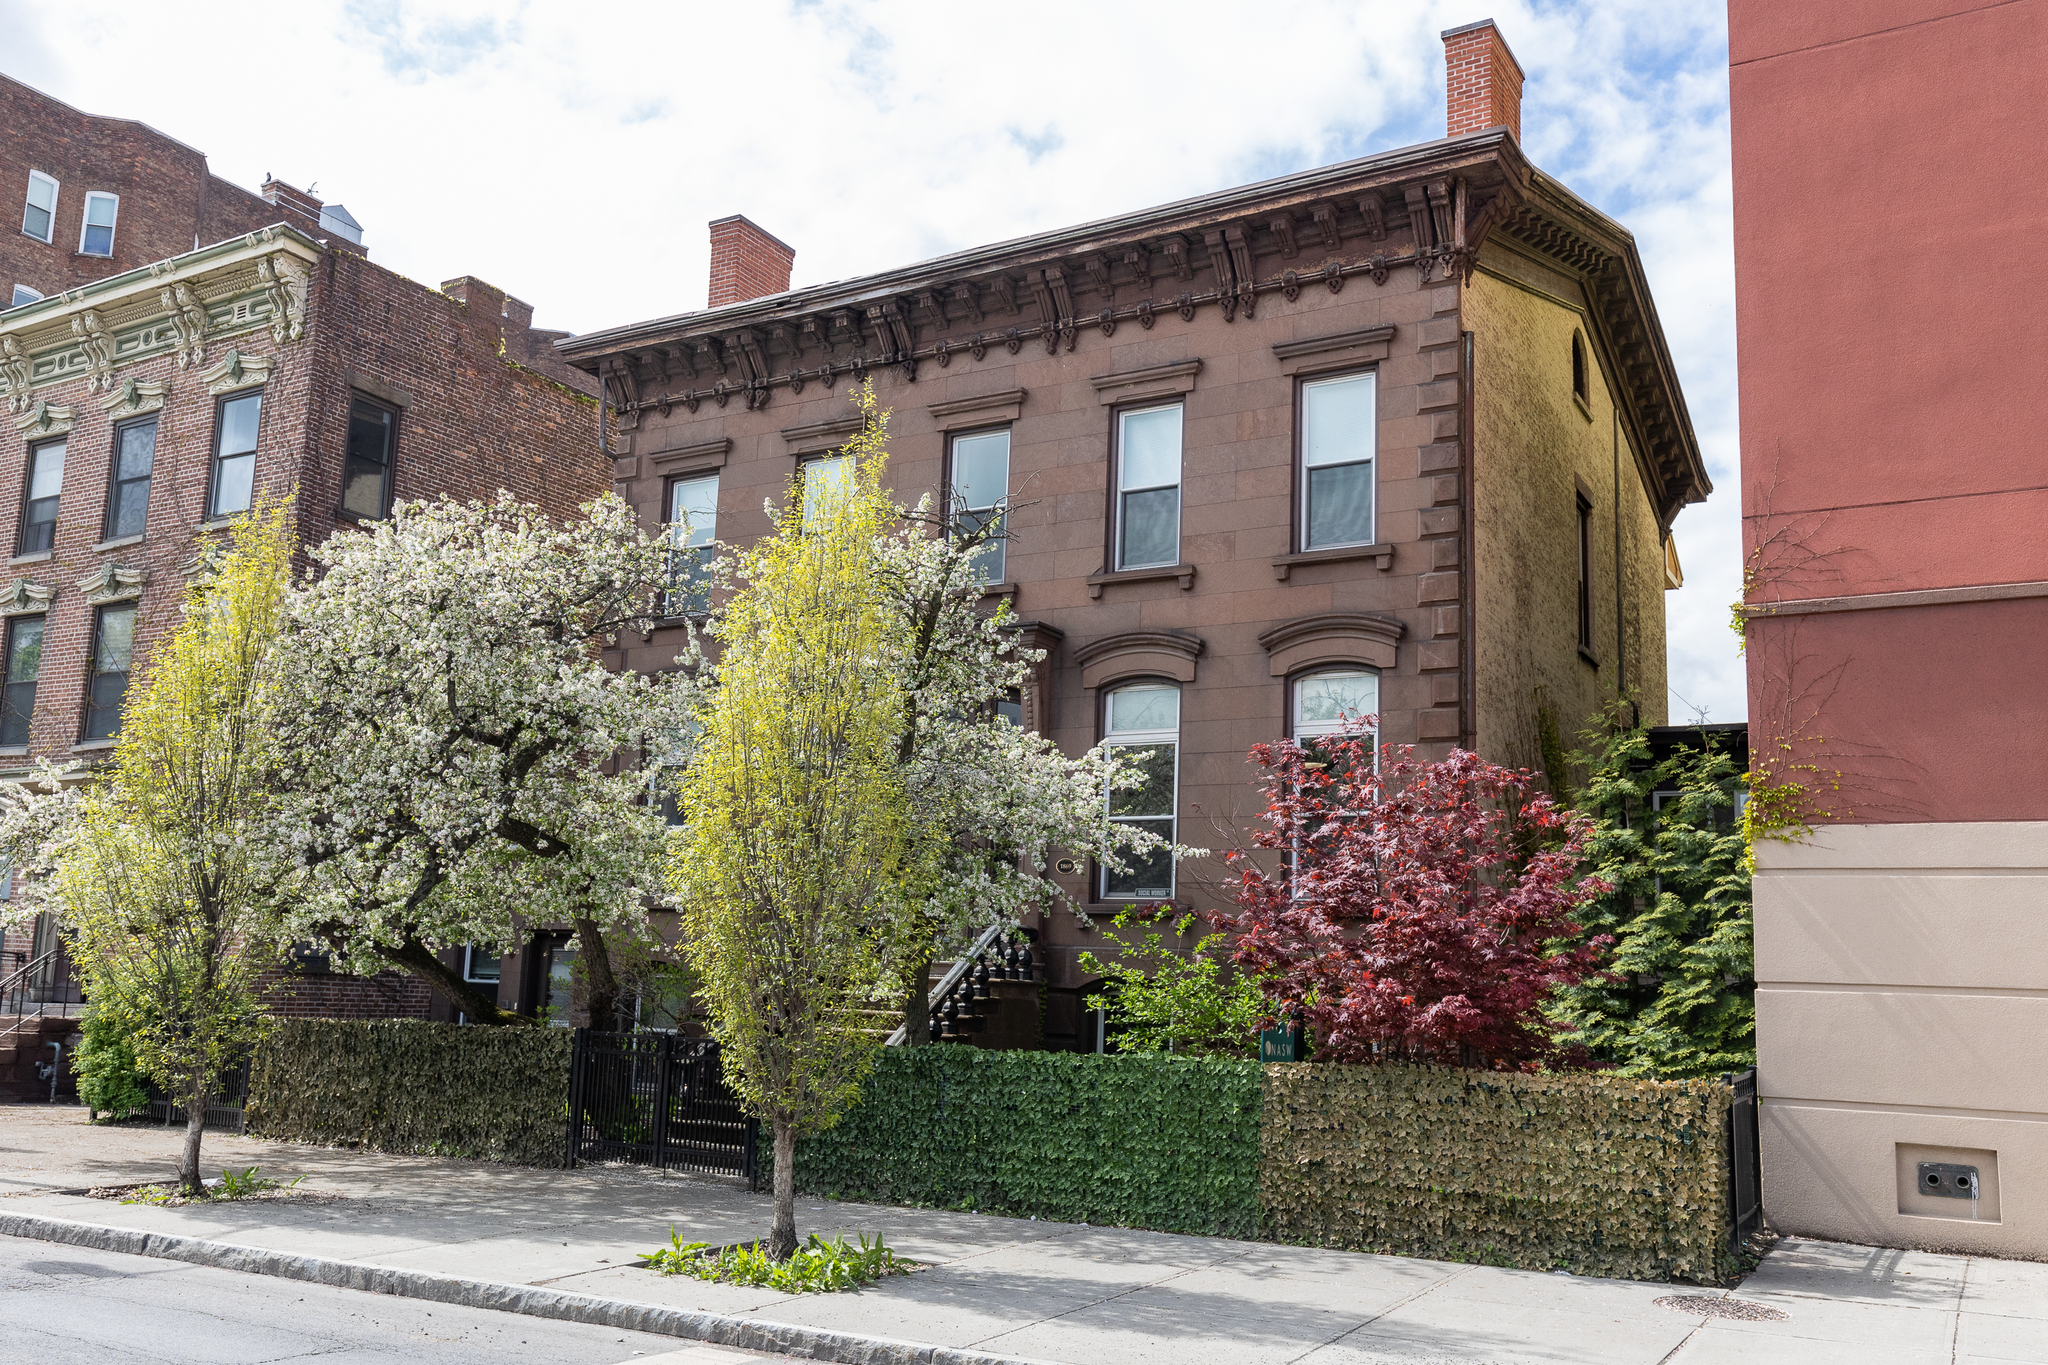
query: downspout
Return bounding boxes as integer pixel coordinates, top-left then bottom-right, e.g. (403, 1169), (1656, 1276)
(1612, 407), (1627, 721)
(1460, 329), (1476, 751)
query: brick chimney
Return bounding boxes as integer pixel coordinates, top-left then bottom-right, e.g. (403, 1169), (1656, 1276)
(260, 176), (326, 234)
(707, 215), (795, 309)
(1442, 19), (1525, 143)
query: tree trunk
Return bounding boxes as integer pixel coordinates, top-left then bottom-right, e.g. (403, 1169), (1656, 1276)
(372, 938), (531, 1026)
(177, 1071), (208, 1197)
(572, 917), (623, 1031)
(903, 955), (934, 1045)
(768, 1117), (797, 1261)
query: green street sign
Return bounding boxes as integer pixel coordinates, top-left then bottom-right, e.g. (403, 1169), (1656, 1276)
(1259, 1023), (1304, 1062)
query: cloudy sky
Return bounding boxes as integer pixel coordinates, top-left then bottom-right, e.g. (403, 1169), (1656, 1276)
(4, 0), (1744, 722)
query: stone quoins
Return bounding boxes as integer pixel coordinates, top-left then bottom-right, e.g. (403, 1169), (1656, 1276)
(1072, 629), (1205, 690)
(1257, 612), (1405, 677)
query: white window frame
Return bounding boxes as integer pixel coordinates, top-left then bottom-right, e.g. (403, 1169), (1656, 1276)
(1298, 370), (1378, 551)
(1113, 403), (1183, 571)
(78, 191), (119, 257)
(665, 472), (720, 614)
(1290, 669), (1380, 745)
(8, 285), (43, 310)
(21, 171), (57, 244)
(800, 452), (853, 530)
(462, 945), (502, 984)
(947, 426), (1011, 584)
(1098, 682), (1180, 901)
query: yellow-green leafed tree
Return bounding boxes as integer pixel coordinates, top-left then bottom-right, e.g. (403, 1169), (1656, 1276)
(60, 502), (293, 1195)
(671, 438), (913, 1261)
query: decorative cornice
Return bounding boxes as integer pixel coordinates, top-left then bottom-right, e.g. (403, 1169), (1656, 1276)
(202, 348), (275, 396)
(1258, 612), (1406, 675)
(98, 377), (168, 422)
(649, 437), (732, 471)
(0, 579), (55, 615)
(77, 562), (147, 606)
(11, 400), (74, 439)
(780, 414), (863, 456)
(1072, 629), (1206, 689)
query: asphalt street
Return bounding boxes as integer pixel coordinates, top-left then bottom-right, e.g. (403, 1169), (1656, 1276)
(0, 1235), (780, 1365)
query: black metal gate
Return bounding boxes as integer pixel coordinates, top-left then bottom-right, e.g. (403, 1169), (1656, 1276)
(566, 1030), (757, 1181)
(1726, 1066), (1763, 1247)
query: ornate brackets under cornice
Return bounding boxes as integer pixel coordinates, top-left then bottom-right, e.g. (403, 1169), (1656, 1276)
(1073, 629), (1206, 690)
(256, 254), (310, 345)
(12, 400), (75, 440)
(0, 337), (30, 413)
(160, 282), (210, 367)
(78, 562), (146, 606)
(69, 310), (116, 392)
(202, 349), (275, 395)
(98, 378), (168, 422)
(0, 578), (56, 616)
(1258, 612), (1406, 676)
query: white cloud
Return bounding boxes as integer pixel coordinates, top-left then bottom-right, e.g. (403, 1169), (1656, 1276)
(2, 0), (1744, 721)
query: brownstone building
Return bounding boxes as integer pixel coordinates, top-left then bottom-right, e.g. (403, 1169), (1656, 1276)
(0, 75), (605, 1062)
(563, 22), (1710, 1048)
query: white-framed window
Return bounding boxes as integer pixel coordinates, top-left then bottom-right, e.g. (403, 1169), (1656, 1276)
(1299, 371), (1377, 550)
(665, 473), (718, 613)
(78, 192), (118, 257)
(462, 946), (502, 984)
(21, 171), (57, 244)
(800, 452), (853, 530)
(1099, 682), (1179, 900)
(1113, 403), (1182, 570)
(948, 427), (1010, 584)
(8, 285), (42, 310)
(1292, 669), (1379, 744)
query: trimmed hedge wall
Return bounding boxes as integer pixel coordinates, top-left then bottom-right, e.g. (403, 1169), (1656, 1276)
(248, 1020), (572, 1166)
(795, 1046), (1263, 1238)
(1260, 1064), (1734, 1282)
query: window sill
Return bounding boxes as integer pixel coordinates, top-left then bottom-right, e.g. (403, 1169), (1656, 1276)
(71, 738), (117, 752)
(1086, 564), (1195, 599)
(197, 516), (240, 533)
(92, 534), (144, 553)
(334, 506), (388, 524)
(0, 745), (26, 758)
(8, 551), (51, 566)
(981, 581), (1019, 600)
(1578, 646), (1601, 671)
(1572, 391), (1594, 423)
(1271, 543), (1394, 580)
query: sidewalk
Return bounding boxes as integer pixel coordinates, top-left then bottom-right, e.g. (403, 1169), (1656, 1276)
(1, 1104), (2041, 1365)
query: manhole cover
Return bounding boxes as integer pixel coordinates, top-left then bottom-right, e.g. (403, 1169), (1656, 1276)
(1655, 1295), (1789, 1322)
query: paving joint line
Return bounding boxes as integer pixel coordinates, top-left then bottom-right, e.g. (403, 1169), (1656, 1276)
(1284, 1262), (1478, 1364)
(0, 1210), (1061, 1365)
(963, 1243), (1260, 1351)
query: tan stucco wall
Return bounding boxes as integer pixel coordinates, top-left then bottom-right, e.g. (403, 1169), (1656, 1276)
(1464, 243), (1669, 777)
(1755, 822), (2048, 1257)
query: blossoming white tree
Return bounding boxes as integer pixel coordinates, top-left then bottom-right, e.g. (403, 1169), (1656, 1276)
(269, 493), (683, 1026)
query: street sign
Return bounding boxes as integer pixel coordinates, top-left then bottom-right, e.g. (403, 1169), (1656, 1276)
(1259, 1022), (1304, 1062)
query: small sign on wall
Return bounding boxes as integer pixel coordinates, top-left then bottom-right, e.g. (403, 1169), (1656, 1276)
(1260, 1021), (1305, 1063)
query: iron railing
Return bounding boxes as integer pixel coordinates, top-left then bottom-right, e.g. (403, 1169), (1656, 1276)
(567, 1030), (756, 1181)
(0, 948), (86, 1044)
(1726, 1066), (1763, 1247)
(143, 1057), (251, 1133)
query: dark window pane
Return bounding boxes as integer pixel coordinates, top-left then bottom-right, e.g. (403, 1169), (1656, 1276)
(20, 442), (62, 555)
(1118, 487), (1179, 569)
(342, 399), (394, 518)
(218, 393), (261, 455)
(24, 204), (50, 241)
(1306, 461), (1374, 549)
(212, 394), (261, 518)
(955, 505), (1006, 583)
(110, 420), (155, 540)
(116, 422), (155, 481)
(1103, 819), (1176, 899)
(1109, 743), (1176, 818)
(83, 605), (134, 740)
(82, 224), (112, 256)
(2, 616), (43, 747)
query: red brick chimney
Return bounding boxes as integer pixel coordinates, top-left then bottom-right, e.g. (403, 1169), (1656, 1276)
(707, 215), (795, 309)
(1442, 19), (1525, 143)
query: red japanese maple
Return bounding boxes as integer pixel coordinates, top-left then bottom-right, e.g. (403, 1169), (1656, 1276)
(1225, 726), (1611, 1070)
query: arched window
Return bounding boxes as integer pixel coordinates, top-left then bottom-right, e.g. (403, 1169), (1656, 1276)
(1571, 331), (1589, 407)
(1100, 682), (1179, 900)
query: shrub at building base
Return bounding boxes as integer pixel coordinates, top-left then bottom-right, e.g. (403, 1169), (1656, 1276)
(248, 1019), (571, 1165)
(795, 1045), (1262, 1238)
(75, 1009), (150, 1121)
(1260, 1063), (1734, 1283)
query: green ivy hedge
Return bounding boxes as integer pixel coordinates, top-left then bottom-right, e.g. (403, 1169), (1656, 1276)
(248, 1020), (572, 1166)
(1259, 1063), (1734, 1282)
(795, 1046), (1263, 1238)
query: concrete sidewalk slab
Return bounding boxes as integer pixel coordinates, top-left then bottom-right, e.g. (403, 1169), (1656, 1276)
(4, 1104), (2045, 1364)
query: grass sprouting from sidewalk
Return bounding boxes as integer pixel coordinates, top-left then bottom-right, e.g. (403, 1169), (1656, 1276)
(642, 1227), (914, 1292)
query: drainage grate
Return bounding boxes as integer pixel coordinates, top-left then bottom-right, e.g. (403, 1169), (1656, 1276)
(1655, 1295), (1790, 1322)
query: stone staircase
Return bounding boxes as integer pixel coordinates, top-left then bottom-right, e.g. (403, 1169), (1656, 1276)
(864, 933), (1043, 1050)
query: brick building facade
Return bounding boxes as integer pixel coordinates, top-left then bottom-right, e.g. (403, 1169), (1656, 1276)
(0, 75), (605, 1026)
(562, 23), (1710, 1048)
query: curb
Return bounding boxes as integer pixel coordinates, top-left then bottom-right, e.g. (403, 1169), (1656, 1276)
(0, 1211), (1056, 1365)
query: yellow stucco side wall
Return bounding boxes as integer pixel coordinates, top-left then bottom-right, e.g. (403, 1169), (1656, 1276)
(1463, 243), (1669, 782)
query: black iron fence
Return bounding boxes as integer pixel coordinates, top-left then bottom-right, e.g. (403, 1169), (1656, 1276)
(566, 1029), (757, 1181)
(144, 1057), (251, 1132)
(1726, 1066), (1763, 1247)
